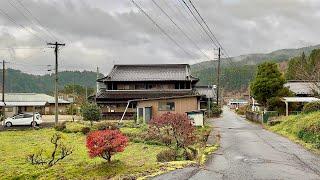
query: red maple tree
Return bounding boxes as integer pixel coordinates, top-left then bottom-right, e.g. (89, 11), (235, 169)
(86, 130), (128, 162)
(150, 112), (195, 149)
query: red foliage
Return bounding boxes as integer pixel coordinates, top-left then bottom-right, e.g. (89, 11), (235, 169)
(86, 130), (128, 162)
(149, 112), (195, 149)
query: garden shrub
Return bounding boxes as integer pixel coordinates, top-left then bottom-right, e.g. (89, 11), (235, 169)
(184, 147), (198, 161)
(65, 122), (87, 133)
(95, 122), (118, 131)
(235, 105), (248, 115)
(211, 104), (222, 117)
(86, 130), (128, 162)
(149, 112), (196, 150)
(303, 101), (320, 113)
(27, 133), (73, 167)
(54, 122), (66, 131)
(81, 127), (91, 135)
(81, 103), (101, 126)
(156, 149), (177, 162)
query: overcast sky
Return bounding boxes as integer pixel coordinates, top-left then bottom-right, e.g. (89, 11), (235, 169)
(0, 0), (319, 75)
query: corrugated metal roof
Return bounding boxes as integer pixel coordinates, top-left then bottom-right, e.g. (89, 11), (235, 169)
(98, 64), (199, 82)
(0, 93), (70, 104)
(0, 101), (48, 107)
(282, 97), (320, 103)
(284, 82), (320, 95)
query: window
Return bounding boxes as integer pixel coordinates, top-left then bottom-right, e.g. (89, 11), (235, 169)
(147, 84), (156, 89)
(23, 114), (33, 118)
(158, 102), (175, 111)
(135, 84), (145, 90)
(5, 107), (13, 112)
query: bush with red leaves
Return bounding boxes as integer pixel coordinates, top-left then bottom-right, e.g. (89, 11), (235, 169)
(149, 112), (196, 149)
(86, 130), (128, 162)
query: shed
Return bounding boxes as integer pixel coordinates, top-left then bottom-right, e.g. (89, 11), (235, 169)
(187, 110), (205, 126)
(281, 97), (320, 116)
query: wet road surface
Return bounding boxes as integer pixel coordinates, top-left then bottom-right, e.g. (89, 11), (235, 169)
(154, 107), (320, 180)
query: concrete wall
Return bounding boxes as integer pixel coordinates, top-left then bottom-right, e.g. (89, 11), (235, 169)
(246, 111), (262, 123)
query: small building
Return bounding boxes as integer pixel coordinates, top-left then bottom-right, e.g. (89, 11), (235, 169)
(284, 81), (320, 97)
(187, 110), (205, 126)
(134, 95), (203, 126)
(281, 97), (320, 116)
(195, 85), (216, 109)
(0, 93), (70, 117)
(228, 99), (249, 109)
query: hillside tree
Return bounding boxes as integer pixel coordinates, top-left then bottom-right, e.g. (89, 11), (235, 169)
(250, 62), (287, 106)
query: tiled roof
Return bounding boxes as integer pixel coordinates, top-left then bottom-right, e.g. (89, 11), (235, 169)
(98, 64), (199, 82)
(96, 90), (196, 100)
(0, 93), (70, 104)
(284, 82), (320, 95)
(195, 86), (216, 99)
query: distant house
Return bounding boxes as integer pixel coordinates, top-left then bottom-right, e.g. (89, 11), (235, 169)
(0, 93), (70, 117)
(195, 85), (216, 108)
(284, 81), (320, 97)
(228, 99), (249, 109)
(95, 64), (208, 119)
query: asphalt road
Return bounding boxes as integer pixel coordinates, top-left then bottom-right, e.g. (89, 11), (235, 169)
(154, 107), (320, 180)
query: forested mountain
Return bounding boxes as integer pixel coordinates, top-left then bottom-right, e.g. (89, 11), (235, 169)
(191, 44), (320, 91)
(1, 45), (319, 94)
(0, 69), (102, 94)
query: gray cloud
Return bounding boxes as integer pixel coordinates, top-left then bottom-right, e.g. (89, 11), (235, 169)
(0, 0), (319, 75)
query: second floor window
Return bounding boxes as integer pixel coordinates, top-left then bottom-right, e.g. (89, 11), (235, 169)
(158, 102), (175, 111)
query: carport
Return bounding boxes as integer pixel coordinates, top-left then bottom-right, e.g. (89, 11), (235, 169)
(0, 101), (48, 120)
(281, 97), (320, 116)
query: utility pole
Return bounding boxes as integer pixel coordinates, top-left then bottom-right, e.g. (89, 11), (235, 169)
(85, 87), (88, 102)
(47, 42), (65, 125)
(72, 76), (75, 122)
(2, 60), (5, 121)
(216, 47), (221, 107)
(95, 66), (100, 104)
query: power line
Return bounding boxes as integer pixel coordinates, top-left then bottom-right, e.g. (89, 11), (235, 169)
(151, 0), (210, 60)
(179, 0), (219, 49)
(0, 8), (47, 43)
(187, 0), (235, 66)
(131, 0), (195, 59)
(6, 0), (53, 42)
(170, 0), (212, 53)
(14, 0), (61, 41)
(0, 47), (47, 50)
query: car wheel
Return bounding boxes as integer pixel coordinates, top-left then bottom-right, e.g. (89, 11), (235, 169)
(31, 121), (37, 127)
(6, 122), (12, 127)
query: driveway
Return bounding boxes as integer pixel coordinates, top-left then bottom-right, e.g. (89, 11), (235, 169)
(154, 107), (320, 180)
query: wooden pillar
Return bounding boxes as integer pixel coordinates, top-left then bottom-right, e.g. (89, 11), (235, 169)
(32, 106), (35, 128)
(285, 101), (289, 116)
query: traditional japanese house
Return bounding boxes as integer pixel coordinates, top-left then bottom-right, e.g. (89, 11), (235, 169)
(95, 64), (199, 119)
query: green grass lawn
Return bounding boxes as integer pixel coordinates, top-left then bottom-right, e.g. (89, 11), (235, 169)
(0, 128), (170, 179)
(0, 121), (216, 179)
